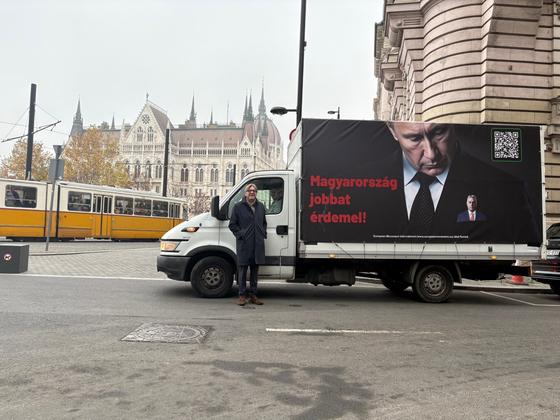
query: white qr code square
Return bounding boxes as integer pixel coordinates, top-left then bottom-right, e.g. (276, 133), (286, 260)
(492, 129), (521, 162)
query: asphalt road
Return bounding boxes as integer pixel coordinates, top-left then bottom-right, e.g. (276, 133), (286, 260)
(1, 241), (559, 419)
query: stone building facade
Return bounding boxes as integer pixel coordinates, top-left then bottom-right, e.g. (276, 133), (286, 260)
(69, 89), (284, 204)
(374, 0), (560, 225)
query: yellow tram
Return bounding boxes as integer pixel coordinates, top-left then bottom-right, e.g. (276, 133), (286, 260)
(0, 178), (185, 240)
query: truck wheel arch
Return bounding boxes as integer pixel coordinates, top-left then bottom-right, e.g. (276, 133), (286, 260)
(185, 246), (237, 281)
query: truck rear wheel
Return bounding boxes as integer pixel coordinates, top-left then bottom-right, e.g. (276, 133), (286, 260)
(381, 278), (409, 293)
(549, 282), (560, 296)
(190, 257), (233, 298)
(412, 265), (453, 303)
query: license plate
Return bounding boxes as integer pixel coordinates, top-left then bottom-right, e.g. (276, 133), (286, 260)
(547, 249), (560, 256)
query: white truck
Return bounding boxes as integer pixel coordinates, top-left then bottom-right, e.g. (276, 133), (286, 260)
(157, 119), (545, 303)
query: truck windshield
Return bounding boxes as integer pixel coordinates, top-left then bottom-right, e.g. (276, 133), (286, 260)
(546, 223), (560, 239)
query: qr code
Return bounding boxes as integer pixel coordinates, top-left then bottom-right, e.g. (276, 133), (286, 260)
(492, 129), (521, 161)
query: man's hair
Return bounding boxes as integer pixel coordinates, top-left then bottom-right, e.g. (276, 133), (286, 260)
(467, 194), (477, 201)
(245, 183), (257, 192)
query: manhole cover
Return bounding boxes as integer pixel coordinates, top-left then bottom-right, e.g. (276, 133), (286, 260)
(122, 323), (211, 344)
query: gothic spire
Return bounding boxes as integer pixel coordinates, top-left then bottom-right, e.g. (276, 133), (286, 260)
(210, 108), (214, 125)
(110, 114), (115, 130)
(242, 94), (248, 122)
(189, 95), (196, 121)
(258, 80), (266, 115)
(247, 93), (254, 121)
(186, 94), (197, 128)
(70, 98), (84, 139)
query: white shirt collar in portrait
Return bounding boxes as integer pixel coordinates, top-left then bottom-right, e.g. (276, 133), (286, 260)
(402, 153), (451, 219)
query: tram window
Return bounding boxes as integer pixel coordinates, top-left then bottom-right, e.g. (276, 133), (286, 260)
(68, 191), (91, 212)
(5, 185), (37, 208)
(134, 198), (152, 216)
(115, 196), (133, 215)
(153, 200), (169, 217)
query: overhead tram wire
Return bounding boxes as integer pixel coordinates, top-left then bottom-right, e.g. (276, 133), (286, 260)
(1, 107), (29, 143)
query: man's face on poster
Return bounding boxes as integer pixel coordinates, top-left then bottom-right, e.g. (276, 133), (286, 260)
(389, 122), (457, 177)
(467, 195), (477, 212)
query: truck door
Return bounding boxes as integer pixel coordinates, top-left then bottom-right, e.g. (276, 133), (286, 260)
(224, 175), (294, 279)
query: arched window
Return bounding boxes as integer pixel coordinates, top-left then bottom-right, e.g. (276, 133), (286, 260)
(134, 160), (141, 179)
(145, 161), (152, 179)
(147, 127), (154, 142)
(195, 165), (204, 183)
(136, 127), (143, 142)
(225, 163), (234, 184)
(181, 164), (188, 182)
(155, 160), (162, 179)
(241, 163), (249, 179)
(210, 165), (219, 183)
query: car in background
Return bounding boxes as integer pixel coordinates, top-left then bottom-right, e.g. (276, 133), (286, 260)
(531, 223), (560, 295)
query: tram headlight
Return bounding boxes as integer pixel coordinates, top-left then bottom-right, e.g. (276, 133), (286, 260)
(182, 226), (199, 233)
(160, 241), (179, 251)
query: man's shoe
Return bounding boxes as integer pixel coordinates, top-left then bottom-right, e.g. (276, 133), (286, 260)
(237, 296), (247, 306)
(249, 296), (263, 305)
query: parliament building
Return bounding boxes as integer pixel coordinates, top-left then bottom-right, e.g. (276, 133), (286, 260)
(69, 88), (284, 200)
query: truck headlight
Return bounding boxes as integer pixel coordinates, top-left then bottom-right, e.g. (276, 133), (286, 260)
(160, 241), (179, 251)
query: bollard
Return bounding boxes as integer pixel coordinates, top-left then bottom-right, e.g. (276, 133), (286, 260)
(0, 244), (29, 273)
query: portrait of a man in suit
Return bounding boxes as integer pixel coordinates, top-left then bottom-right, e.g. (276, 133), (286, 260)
(367, 121), (538, 243)
(457, 194), (487, 223)
(301, 119), (541, 245)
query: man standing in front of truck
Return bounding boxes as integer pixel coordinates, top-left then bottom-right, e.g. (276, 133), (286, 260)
(229, 183), (267, 306)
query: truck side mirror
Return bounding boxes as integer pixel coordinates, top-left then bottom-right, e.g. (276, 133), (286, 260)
(211, 196), (223, 220)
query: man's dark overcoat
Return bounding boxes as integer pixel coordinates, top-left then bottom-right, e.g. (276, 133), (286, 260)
(229, 198), (267, 265)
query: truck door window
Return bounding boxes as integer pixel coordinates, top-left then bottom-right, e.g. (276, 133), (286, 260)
(225, 177), (284, 219)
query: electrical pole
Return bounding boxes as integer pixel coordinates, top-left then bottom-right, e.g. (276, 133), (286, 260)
(162, 127), (170, 197)
(25, 83), (37, 180)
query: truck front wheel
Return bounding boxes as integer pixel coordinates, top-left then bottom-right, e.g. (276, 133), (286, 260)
(190, 257), (233, 298)
(412, 265), (453, 303)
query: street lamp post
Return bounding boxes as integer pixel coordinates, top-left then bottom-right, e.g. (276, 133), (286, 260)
(296, 0), (307, 125)
(327, 106), (340, 119)
(271, 0), (306, 126)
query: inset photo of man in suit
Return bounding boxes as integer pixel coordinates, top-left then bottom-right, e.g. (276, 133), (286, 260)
(457, 194), (487, 223)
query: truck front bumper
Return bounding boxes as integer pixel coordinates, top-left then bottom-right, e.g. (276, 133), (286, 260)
(157, 255), (190, 281)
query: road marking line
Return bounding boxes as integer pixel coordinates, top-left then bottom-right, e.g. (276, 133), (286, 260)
(266, 328), (443, 335)
(1, 273), (165, 281)
(30, 247), (157, 256)
(481, 291), (560, 307)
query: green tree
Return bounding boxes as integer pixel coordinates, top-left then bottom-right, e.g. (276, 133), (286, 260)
(63, 128), (131, 187)
(0, 138), (51, 180)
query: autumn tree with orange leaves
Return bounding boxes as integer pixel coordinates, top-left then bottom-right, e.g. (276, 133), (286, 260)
(0, 138), (51, 180)
(63, 128), (131, 187)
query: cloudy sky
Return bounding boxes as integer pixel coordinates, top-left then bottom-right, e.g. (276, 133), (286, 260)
(0, 0), (384, 159)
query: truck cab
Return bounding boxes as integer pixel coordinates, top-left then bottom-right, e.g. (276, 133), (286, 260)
(157, 170), (297, 297)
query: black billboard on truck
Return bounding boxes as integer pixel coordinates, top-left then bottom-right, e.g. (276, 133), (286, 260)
(301, 119), (542, 245)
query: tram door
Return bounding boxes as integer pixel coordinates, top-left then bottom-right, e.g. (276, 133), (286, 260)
(92, 194), (112, 238)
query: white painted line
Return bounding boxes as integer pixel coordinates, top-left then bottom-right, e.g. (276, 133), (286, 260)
(266, 328), (443, 335)
(481, 291), (560, 307)
(1, 273), (165, 281)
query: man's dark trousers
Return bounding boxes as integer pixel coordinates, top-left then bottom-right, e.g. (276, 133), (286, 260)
(238, 264), (259, 297)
